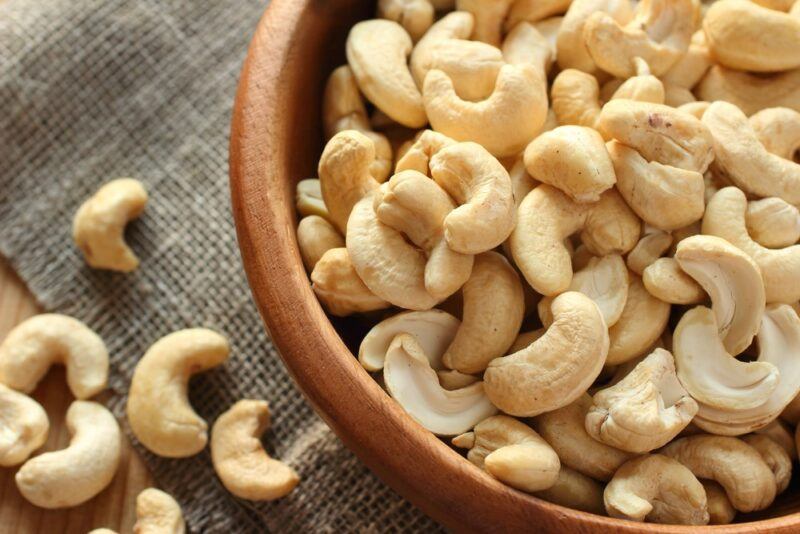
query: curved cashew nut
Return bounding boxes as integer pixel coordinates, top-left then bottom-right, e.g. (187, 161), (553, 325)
(453, 415), (560, 493)
(423, 64), (548, 157)
(510, 185), (640, 296)
(322, 66), (392, 182)
(295, 178), (329, 220)
(523, 125), (616, 203)
(604, 454), (708, 524)
(642, 257), (705, 305)
(297, 215), (344, 272)
(626, 227), (672, 275)
(346, 20), (426, 128)
(583, 0), (696, 78)
(550, 69), (602, 129)
(211, 400), (299, 500)
(675, 235), (766, 355)
(535, 393), (633, 481)
(704, 0), (800, 73)
(742, 434), (792, 494)
(556, 0), (634, 73)
(16, 400), (120, 508)
(661, 435), (777, 512)
(428, 142), (515, 254)
(697, 65), (800, 116)
(538, 254), (629, 328)
(587, 348), (698, 453)
(607, 273), (671, 365)
(703, 102), (800, 205)
(703, 187), (800, 303)
(454, 0), (514, 47)
(310, 247), (389, 316)
(661, 30), (712, 89)
(747, 198), (800, 250)
(484, 291), (609, 416)
(383, 334), (498, 435)
(608, 57), (665, 104)
(750, 107), (800, 161)
(0, 314), (108, 400)
(134, 488), (185, 534)
(127, 328), (230, 457)
(377, 0), (434, 42)
(73, 178), (147, 272)
(703, 480), (737, 525)
(0, 384), (48, 467)
(534, 466), (606, 514)
(608, 140), (704, 231)
(441, 252), (524, 373)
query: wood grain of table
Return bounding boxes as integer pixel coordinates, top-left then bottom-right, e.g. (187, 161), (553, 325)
(0, 257), (153, 534)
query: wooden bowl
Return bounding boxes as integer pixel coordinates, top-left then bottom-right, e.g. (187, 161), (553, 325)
(229, 1), (800, 531)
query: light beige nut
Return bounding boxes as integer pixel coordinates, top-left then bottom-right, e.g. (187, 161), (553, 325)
(502, 21), (553, 75)
(484, 291), (609, 416)
(0, 384), (48, 467)
(703, 480), (737, 525)
(395, 129), (455, 175)
(510, 185), (639, 296)
(742, 434), (792, 494)
(437, 370), (480, 390)
(604, 454), (709, 524)
(523, 126), (616, 203)
(16, 400), (120, 508)
(534, 466), (605, 514)
(586, 348), (698, 453)
(297, 215), (344, 272)
(423, 64), (548, 157)
(642, 257), (705, 305)
(383, 334), (497, 435)
(608, 57), (665, 104)
(127, 329), (230, 458)
(453, 415), (560, 493)
(606, 273), (671, 365)
(750, 107), (800, 161)
(441, 252), (524, 374)
(556, 0), (633, 73)
(550, 69), (601, 129)
(703, 187), (800, 303)
(454, 0), (514, 46)
(661, 30), (712, 89)
(536, 393), (633, 481)
(598, 99), (714, 173)
(428, 142), (516, 254)
(377, 0), (434, 42)
(134, 488), (185, 534)
(374, 171), (474, 300)
(626, 228), (672, 275)
(696, 65), (800, 116)
(746, 198), (800, 249)
(506, 0), (572, 30)
(703, 0), (800, 72)
(295, 178), (329, 220)
(538, 254), (629, 328)
(0, 314), (108, 400)
(211, 400), (299, 500)
(310, 247), (390, 316)
(346, 19), (426, 128)
(703, 102), (800, 205)
(583, 0), (696, 78)
(754, 419), (797, 461)
(607, 140), (704, 231)
(660, 435), (777, 512)
(675, 234), (766, 355)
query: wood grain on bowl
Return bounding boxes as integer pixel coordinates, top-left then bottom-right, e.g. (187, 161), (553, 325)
(228, 0), (800, 531)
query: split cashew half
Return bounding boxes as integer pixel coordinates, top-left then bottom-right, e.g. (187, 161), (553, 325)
(127, 328), (230, 458)
(0, 384), (48, 467)
(0, 314), (108, 400)
(134, 488), (185, 534)
(211, 400), (299, 500)
(310, 247), (390, 317)
(73, 178), (147, 272)
(15, 400), (120, 508)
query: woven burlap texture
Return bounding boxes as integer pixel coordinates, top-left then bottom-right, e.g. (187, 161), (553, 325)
(0, 1), (441, 532)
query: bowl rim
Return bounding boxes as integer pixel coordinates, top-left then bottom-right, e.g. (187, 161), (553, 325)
(229, 0), (800, 531)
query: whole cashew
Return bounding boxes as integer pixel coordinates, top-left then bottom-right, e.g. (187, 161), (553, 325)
(311, 247), (390, 316)
(0, 384), (48, 467)
(750, 107), (800, 161)
(377, 0), (434, 42)
(0, 314), (108, 400)
(15, 400), (120, 508)
(534, 466), (605, 514)
(746, 198), (800, 249)
(134, 488), (185, 534)
(642, 257), (705, 305)
(696, 65), (800, 116)
(296, 215), (344, 272)
(556, 0), (634, 73)
(211, 400), (299, 500)
(73, 178), (147, 272)
(127, 328), (230, 457)
(295, 178), (329, 220)
(626, 227), (673, 275)
(550, 69), (602, 129)
(608, 57), (665, 104)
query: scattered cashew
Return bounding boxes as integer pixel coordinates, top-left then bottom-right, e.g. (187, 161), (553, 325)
(0, 384), (48, 467)
(134, 488), (185, 534)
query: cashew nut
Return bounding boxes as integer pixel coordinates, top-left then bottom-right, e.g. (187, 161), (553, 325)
(395, 129), (456, 175)
(697, 65), (800, 116)
(127, 329), (230, 457)
(626, 228), (673, 275)
(534, 466), (606, 514)
(211, 400), (299, 500)
(502, 22), (553, 76)
(661, 30), (712, 89)
(16, 400), (120, 508)
(484, 291), (609, 416)
(754, 419), (798, 461)
(452, 415), (560, 492)
(377, 0), (434, 42)
(73, 178), (147, 272)
(295, 178), (329, 220)
(642, 257), (705, 305)
(310, 247), (390, 316)
(741, 434), (792, 494)
(0, 384), (48, 467)
(556, 0), (634, 73)
(134, 488), (185, 534)
(750, 107), (800, 161)
(604, 454), (709, 524)
(297, 215), (344, 272)
(586, 348), (698, 453)
(746, 198), (800, 249)
(550, 69), (602, 129)
(0, 314), (108, 400)
(703, 480), (737, 525)
(608, 57), (665, 104)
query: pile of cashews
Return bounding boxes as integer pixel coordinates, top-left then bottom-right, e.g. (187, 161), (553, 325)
(298, 0), (800, 525)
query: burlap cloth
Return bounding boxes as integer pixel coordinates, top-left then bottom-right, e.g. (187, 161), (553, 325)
(0, 1), (441, 531)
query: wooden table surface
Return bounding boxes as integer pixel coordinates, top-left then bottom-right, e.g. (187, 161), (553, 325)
(0, 258), (153, 534)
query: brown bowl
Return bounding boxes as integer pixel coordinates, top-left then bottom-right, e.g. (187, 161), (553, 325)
(229, 0), (800, 531)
